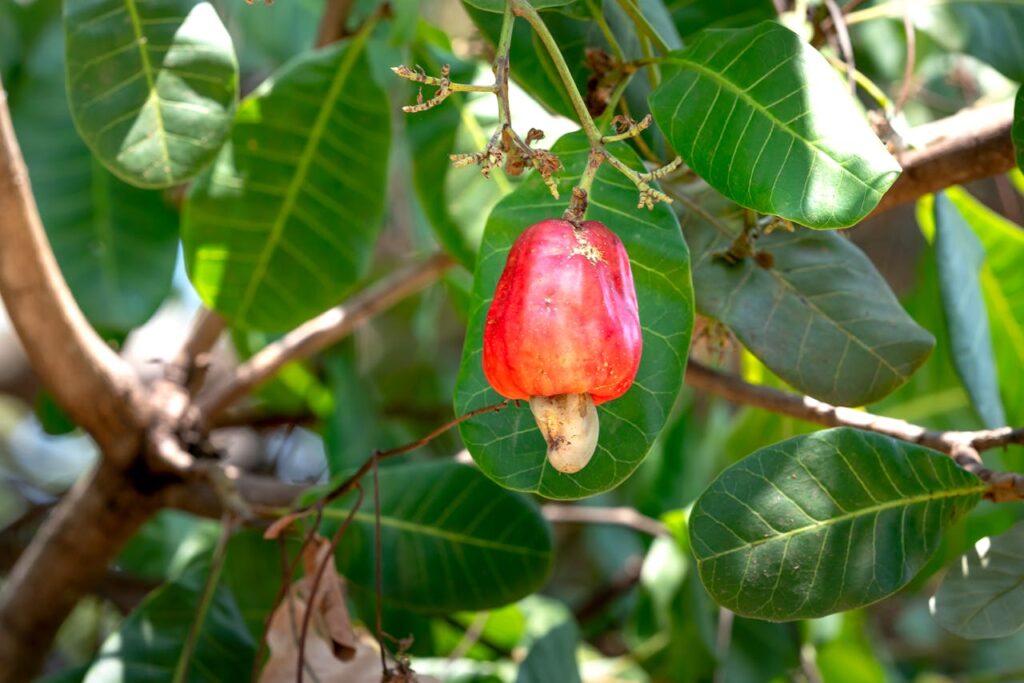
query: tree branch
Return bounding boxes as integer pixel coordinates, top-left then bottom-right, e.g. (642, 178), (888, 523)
(542, 504), (668, 537)
(0, 81), (143, 459)
(0, 76), (164, 679)
(873, 102), (1016, 215)
(316, 0), (358, 47)
(0, 463), (160, 680)
(685, 361), (1024, 453)
(166, 308), (225, 394)
(685, 360), (1024, 499)
(195, 252), (454, 423)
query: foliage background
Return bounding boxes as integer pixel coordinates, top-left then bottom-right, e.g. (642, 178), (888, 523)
(0, 0), (1023, 681)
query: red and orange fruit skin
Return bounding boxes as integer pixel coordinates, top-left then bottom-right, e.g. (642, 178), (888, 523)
(482, 218), (642, 473)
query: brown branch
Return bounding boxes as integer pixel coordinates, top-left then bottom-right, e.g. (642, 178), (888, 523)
(0, 81), (143, 460)
(573, 555), (642, 622)
(0, 76), (166, 680)
(195, 252), (454, 424)
(685, 361), (1024, 499)
(166, 308), (225, 394)
(873, 102), (1016, 215)
(0, 464), (160, 680)
(542, 504), (668, 538)
(167, 402), (511, 522)
(315, 0), (357, 47)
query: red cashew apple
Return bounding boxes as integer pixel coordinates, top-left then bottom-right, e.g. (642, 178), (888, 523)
(482, 218), (643, 474)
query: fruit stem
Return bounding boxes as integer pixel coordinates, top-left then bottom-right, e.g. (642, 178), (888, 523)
(510, 0), (604, 146)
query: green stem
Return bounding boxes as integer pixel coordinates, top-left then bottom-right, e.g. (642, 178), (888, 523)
(637, 32), (660, 89)
(511, 0), (603, 145)
(587, 0), (625, 60)
(495, 1), (517, 129)
(615, 0), (670, 54)
(823, 53), (892, 110)
(596, 71), (635, 131)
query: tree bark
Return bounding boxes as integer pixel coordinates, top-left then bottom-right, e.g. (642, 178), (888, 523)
(0, 84), (143, 461)
(873, 102), (1016, 215)
(0, 463), (160, 681)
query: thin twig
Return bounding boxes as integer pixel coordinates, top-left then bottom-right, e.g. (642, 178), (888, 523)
(196, 253), (454, 423)
(823, 0), (856, 95)
(372, 457), (387, 677)
(894, 1), (916, 114)
(542, 504), (668, 537)
(573, 555), (643, 622)
(253, 504), (326, 682)
(317, 400), (509, 511)
(712, 608), (734, 683)
(296, 486), (364, 683)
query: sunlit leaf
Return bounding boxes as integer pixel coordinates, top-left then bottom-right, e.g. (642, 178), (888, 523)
(83, 562), (254, 682)
(650, 22), (901, 228)
(454, 131), (693, 500)
(933, 191), (1006, 427)
(681, 187), (933, 406)
(932, 522), (1024, 639)
(64, 0), (238, 187)
(940, 187), (1024, 425)
(183, 34), (390, 331)
(516, 620), (582, 683)
(324, 461), (553, 613)
(690, 428), (983, 620)
(12, 23), (179, 335)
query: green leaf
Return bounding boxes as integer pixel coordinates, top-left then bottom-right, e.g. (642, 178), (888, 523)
(453, 131), (693, 500)
(183, 35), (390, 331)
(941, 187), (1024, 425)
(682, 188), (933, 406)
(64, 0), (238, 188)
(1015, 85), (1023, 172)
(324, 461), (553, 613)
(669, 0), (776, 38)
(11, 23), (180, 335)
(650, 22), (901, 228)
(212, 0), (320, 74)
(944, 2), (1024, 82)
(515, 619), (582, 683)
(933, 192), (1006, 427)
(323, 341), (377, 475)
(464, 0), (576, 12)
(932, 522), (1024, 639)
(222, 530), (292, 640)
(117, 511), (220, 581)
(690, 427), (984, 621)
(83, 562), (255, 682)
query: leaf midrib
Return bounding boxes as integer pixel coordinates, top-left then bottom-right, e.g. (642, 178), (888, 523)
(696, 482), (984, 563)
(665, 53), (884, 195)
(233, 37), (367, 324)
(124, 0), (172, 181)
